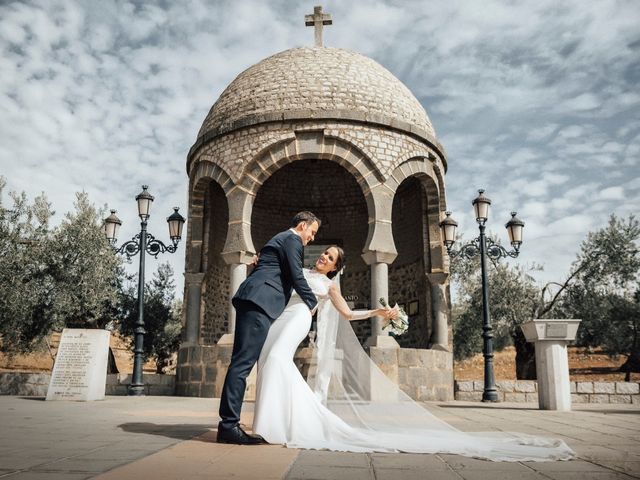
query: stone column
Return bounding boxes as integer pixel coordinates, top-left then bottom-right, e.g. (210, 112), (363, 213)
(362, 250), (398, 348)
(183, 272), (205, 345)
(427, 272), (449, 350)
(219, 251), (252, 345)
(361, 184), (398, 348)
(370, 261), (388, 338)
(219, 186), (256, 345)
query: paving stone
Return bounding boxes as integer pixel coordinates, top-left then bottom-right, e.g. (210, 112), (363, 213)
(457, 471), (549, 480)
(376, 469), (461, 480)
(2, 397), (640, 479)
(8, 473), (92, 480)
(296, 450), (370, 467)
(524, 460), (612, 472)
(538, 472), (636, 479)
(285, 464), (373, 480)
(439, 454), (531, 471)
(370, 453), (450, 470)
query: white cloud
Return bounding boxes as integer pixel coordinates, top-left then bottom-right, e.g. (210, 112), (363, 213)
(599, 186), (625, 200)
(561, 93), (601, 112)
(1, 0), (639, 293)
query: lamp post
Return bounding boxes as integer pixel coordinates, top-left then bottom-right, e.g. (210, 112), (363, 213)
(104, 185), (185, 396)
(439, 189), (524, 402)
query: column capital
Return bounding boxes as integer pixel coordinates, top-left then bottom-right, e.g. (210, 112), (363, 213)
(184, 272), (205, 285)
(221, 250), (256, 265)
(426, 272), (449, 286)
(361, 249), (397, 265)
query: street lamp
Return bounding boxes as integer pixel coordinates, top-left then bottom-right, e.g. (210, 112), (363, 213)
(439, 189), (524, 402)
(104, 185), (185, 396)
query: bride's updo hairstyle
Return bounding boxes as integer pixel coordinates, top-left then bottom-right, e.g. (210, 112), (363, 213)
(326, 245), (345, 279)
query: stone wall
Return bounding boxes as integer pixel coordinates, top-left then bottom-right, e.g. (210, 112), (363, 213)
(105, 374), (175, 396)
(175, 344), (241, 399)
(343, 269), (372, 345)
(389, 176), (431, 349)
(455, 379), (640, 404)
(0, 372), (50, 396)
(370, 347), (453, 401)
(201, 181), (229, 345)
(0, 372), (175, 396)
(192, 120), (445, 186)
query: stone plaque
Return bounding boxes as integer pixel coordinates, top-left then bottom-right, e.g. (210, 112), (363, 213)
(46, 329), (110, 401)
(545, 322), (568, 338)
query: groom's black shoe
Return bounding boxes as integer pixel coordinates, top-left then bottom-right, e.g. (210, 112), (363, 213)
(216, 423), (266, 445)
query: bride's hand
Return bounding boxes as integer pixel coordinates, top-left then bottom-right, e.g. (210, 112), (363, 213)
(376, 307), (399, 326)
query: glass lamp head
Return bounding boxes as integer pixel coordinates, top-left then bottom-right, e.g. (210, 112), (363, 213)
(167, 207), (186, 244)
(505, 211), (525, 249)
(103, 210), (122, 243)
(472, 189), (491, 224)
(135, 185), (154, 220)
(439, 211), (458, 249)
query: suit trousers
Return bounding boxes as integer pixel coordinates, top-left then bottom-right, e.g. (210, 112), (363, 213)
(218, 300), (272, 430)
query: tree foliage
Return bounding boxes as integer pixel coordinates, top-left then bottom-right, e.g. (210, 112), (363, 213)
(118, 262), (182, 373)
(0, 179), (121, 353)
(451, 214), (640, 380)
(553, 215), (640, 378)
(0, 177), (57, 351)
(450, 241), (539, 364)
(50, 192), (122, 329)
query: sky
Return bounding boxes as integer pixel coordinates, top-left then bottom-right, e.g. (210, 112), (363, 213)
(1, 0), (639, 296)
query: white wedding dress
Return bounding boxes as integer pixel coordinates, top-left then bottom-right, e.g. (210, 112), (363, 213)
(252, 269), (575, 462)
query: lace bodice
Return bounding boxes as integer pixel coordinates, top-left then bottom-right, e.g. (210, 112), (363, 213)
(291, 268), (332, 300)
(304, 269), (332, 299)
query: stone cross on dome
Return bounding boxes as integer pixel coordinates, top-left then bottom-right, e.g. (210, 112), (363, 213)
(305, 5), (332, 47)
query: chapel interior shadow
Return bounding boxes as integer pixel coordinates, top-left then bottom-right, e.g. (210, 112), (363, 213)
(251, 159), (371, 344)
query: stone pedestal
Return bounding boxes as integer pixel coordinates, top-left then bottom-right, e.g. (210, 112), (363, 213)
(521, 318), (582, 411)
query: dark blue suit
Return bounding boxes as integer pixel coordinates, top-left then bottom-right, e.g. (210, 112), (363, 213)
(218, 229), (318, 430)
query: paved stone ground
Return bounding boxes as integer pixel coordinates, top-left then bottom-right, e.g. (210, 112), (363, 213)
(0, 396), (638, 480)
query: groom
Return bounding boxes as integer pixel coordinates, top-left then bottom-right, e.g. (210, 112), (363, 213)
(217, 211), (321, 444)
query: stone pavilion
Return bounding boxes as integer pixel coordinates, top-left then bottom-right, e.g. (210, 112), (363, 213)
(176, 7), (453, 401)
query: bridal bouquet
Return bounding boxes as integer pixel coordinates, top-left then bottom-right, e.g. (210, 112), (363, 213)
(379, 298), (409, 335)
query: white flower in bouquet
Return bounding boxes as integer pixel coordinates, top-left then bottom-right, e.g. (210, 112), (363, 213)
(379, 298), (409, 335)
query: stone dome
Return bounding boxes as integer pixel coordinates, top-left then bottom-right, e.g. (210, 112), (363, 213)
(197, 47), (436, 141)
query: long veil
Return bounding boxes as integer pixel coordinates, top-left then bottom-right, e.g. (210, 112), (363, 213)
(306, 278), (575, 462)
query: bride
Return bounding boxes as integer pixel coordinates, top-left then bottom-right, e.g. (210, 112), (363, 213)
(252, 245), (575, 462)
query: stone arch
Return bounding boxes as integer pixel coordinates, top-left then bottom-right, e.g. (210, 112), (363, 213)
(250, 157), (372, 344)
(389, 175), (431, 348)
(237, 130), (395, 259)
(386, 158), (446, 273)
(238, 130), (380, 199)
(186, 161), (233, 273)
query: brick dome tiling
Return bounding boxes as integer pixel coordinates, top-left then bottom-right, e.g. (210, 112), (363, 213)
(197, 47), (436, 141)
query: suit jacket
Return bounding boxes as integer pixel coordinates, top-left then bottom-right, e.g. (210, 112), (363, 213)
(232, 229), (318, 320)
